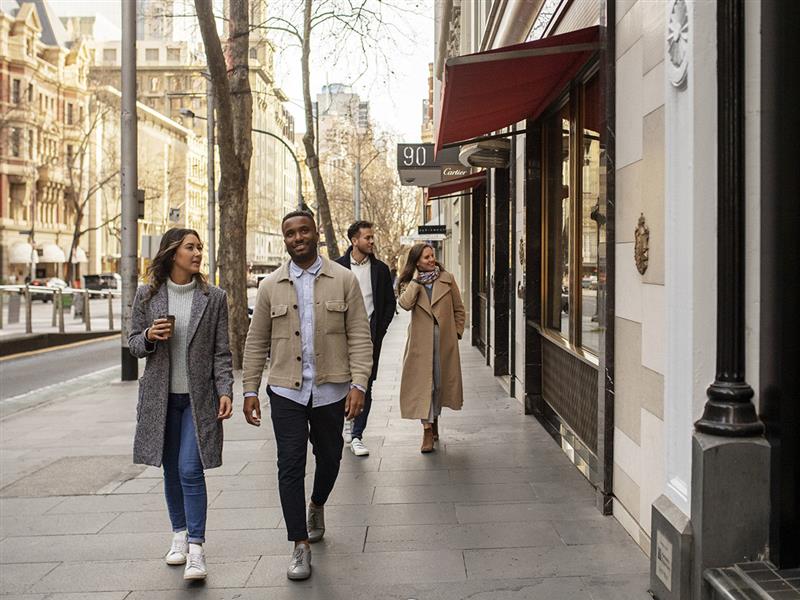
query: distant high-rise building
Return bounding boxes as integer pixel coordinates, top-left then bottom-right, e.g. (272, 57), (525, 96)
(136, 0), (174, 41)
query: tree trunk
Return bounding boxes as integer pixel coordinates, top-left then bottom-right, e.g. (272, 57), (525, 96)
(301, 0), (339, 259)
(195, 0), (253, 368)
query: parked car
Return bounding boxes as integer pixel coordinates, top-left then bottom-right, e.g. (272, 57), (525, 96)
(29, 277), (68, 302)
(83, 273), (121, 290)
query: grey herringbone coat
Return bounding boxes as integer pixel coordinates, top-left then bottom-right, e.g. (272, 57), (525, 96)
(129, 282), (233, 468)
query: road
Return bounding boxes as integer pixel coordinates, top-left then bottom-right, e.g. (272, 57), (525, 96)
(0, 337), (127, 401)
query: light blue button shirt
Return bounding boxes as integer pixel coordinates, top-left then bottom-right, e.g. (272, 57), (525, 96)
(268, 257), (350, 408)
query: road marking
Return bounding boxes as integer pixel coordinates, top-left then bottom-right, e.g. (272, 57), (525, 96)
(1, 365), (118, 404)
(0, 334), (119, 362)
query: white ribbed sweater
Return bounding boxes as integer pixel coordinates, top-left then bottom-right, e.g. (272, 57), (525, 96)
(167, 278), (196, 394)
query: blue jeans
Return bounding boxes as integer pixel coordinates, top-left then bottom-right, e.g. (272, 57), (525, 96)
(163, 393), (207, 544)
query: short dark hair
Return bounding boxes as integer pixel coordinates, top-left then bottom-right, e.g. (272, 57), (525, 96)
(282, 210), (316, 225)
(347, 220), (373, 242)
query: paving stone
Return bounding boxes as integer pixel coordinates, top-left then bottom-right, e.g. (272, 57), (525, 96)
(373, 483), (536, 504)
(125, 577), (595, 600)
(0, 496), (66, 516)
(455, 501), (604, 524)
(448, 466), (577, 484)
(46, 493), (186, 514)
(100, 507), (284, 533)
(583, 573), (654, 599)
(246, 549), (467, 587)
(320, 502), (457, 526)
(0, 562), (59, 594)
(464, 543), (649, 580)
(365, 520), (563, 551)
(0, 512), (119, 537)
(552, 518), (636, 545)
(30, 559), (258, 593)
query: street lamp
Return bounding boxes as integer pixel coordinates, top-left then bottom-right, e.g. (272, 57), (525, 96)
(180, 108), (304, 214)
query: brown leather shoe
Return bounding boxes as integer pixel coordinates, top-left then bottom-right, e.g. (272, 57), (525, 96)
(421, 427), (435, 453)
(432, 418), (439, 442)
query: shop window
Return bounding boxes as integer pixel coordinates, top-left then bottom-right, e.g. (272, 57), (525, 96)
(544, 101), (571, 339)
(542, 73), (604, 356)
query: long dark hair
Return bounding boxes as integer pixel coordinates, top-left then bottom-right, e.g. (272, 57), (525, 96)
(145, 228), (207, 298)
(398, 243), (445, 287)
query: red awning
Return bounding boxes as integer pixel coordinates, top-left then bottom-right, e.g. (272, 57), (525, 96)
(427, 171), (486, 199)
(435, 25), (600, 154)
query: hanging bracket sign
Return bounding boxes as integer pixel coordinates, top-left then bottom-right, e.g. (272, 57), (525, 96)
(418, 225), (446, 236)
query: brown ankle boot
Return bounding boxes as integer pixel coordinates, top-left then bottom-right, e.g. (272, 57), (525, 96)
(421, 427), (434, 453)
(432, 418), (439, 442)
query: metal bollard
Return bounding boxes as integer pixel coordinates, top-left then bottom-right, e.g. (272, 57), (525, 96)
(24, 285), (32, 334)
(51, 290), (57, 327)
(107, 291), (114, 330)
(57, 289), (65, 333)
(84, 290), (92, 332)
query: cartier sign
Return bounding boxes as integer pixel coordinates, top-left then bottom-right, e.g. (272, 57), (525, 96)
(441, 165), (469, 181)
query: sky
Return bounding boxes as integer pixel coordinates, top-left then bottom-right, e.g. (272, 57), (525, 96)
(46, 0), (435, 142)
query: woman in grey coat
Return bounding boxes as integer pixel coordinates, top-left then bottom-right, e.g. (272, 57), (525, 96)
(129, 228), (233, 581)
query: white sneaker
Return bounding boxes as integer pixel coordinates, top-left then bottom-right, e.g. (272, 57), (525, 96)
(184, 545), (207, 580)
(343, 420), (353, 443)
(165, 531), (188, 565)
(350, 437), (369, 456)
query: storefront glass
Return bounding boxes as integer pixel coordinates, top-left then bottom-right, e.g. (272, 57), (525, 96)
(580, 75), (601, 354)
(544, 102), (571, 339)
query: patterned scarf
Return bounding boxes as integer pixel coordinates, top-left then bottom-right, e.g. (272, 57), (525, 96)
(415, 265), (441, 285)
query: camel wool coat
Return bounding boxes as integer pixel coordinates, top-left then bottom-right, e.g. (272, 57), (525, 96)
(398, 271), (466, 419)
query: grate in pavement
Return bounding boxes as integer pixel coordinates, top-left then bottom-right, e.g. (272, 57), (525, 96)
(0, 455), (145, 497)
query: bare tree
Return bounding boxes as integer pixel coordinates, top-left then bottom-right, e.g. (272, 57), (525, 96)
(325, 128), (418, 268)
(252, 0), (419, 259)
(194, 0), (253, 368)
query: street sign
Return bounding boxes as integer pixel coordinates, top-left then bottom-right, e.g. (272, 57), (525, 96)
(418, 225), (446, 236)
(397, 143), (435, 169)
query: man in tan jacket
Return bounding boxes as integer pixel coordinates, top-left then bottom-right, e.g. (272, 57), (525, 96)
(242, 211), (372, 581)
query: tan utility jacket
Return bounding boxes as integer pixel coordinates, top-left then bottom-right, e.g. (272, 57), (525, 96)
(242, 256), (373, 395)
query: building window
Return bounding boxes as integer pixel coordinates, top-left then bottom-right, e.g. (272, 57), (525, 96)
(28, 130), (34, 159)
(10, 128), (21, 157)
(67, 103), (74, 125)
(12, 79), (21, 104)
(542, 73), (604, 355)
(67, 144), (74, 166)
(27, 83), (33, 103)
(544, 101), (571, 340)
(103, 48), (117, 62)
(167, 47), (181, 62)
(145, 48), (159, 62)
(250, 47), (258, 59)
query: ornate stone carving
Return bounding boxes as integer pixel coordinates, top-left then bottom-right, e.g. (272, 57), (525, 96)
(667, 0), (689, 87)
(635, 213), (650, 275)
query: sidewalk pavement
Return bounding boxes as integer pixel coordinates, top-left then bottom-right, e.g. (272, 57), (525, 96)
(0, 310), (650, 599)
(0, 296), (122, 339)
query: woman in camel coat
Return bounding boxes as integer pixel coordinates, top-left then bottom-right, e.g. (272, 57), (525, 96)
(398, 243), (465, 452)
